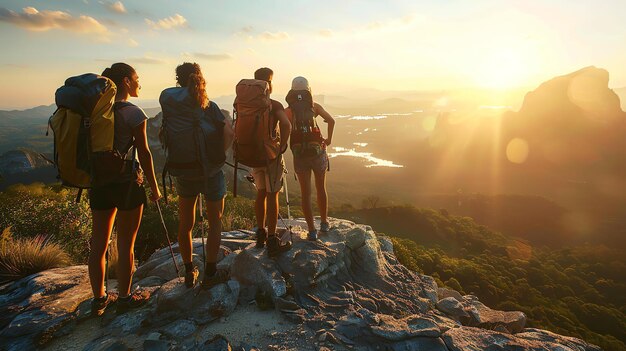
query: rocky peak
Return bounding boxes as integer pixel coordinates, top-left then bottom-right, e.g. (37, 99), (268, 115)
(513, 66), (626, 134)
(0, 219), (602, 350)
(0, 148), (51, 176)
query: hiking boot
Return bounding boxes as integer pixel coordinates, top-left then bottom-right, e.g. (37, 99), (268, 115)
(267, 235), (292, 258)
(320, 221), (330, 233)
(91, 292), (118, 317)
(116, 290), (150, 315)
(307, 229), (318, 241)
(255, 227), (267, 249)
(185, 266), (199, 288)
(200, 269), (230, 290)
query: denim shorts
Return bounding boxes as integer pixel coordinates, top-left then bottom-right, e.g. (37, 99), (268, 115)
(174, 170), (226, 201)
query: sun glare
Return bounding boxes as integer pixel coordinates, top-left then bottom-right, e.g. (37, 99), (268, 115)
(474, 49), (531, 90)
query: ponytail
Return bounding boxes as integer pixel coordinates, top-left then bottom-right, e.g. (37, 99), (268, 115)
(176, 62), (209, 108)
(101, 62), (135, 90)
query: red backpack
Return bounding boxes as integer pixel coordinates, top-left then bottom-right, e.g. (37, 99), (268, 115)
(286, 89), (324, 157)
(233, 79), (280, 167)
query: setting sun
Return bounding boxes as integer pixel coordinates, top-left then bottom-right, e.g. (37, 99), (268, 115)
(474, 48), (536, 89)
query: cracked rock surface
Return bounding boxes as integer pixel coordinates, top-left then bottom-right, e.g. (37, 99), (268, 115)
(0, 218), (603, 350)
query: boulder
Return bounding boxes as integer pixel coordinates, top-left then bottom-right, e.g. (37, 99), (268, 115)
(230, 246), (287, 299)
(442, 326), (577, 351)
(516, 328), (603, 351)
(0, 265), (92, 349)
(436, 297), (469, 320)
(463, 300), (526, 334)
(155, 277), (239, 325)
(370, 314), (441, 341)
(134, 241), (231, 282)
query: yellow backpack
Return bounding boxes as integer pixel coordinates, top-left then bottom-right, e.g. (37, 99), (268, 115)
(49, 74), (128, 200)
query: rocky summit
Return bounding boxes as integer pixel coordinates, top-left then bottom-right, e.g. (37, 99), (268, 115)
(0, 218), (602, 350)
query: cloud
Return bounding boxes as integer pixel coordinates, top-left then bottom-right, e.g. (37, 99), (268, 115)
(128, 56), (167, 65)
(0, 6), (110, 36)
(102, 1), (127, 14)
(365, 14), (416, 31)
(318, 29), (333, 38)
(145, 14), (187, 30)
(192, 52), (233, 61)
(127, 38), (138, 47)
(259, 31), (290, 41)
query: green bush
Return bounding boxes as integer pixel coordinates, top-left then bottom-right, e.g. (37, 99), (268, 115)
(0, 183), (92, 262)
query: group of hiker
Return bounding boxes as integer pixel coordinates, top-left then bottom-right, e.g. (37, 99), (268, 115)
(49, 62), (335, 316)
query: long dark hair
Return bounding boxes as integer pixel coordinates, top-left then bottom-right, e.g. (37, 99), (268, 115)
(175, 62), (208, 108)
(101, 62), (135, 92)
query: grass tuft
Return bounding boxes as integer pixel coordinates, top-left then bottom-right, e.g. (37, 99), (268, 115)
(0, 227), (71, 283)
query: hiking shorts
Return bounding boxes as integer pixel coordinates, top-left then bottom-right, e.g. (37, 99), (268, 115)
(89, 181), (147, 211)
(251, 156), (284, 193)
(174, 170), (226, 201)
(293, 150), (329, 175)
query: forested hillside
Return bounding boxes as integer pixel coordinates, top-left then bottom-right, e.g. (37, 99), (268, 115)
(334, 206), (626, 351)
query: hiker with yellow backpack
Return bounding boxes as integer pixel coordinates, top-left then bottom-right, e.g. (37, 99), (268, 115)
(233, 67), (292, 257)
(285, 77), (335, 240)
(50, 63), (160, 316)
(159, 62), (234, 289)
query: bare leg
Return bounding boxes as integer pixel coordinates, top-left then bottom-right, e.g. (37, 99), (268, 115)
(266, 191), (279, 235)
(115, 205), (144, 297)
(205, 197), (224, 264)
(177, 196), (198, 265)
(255, 190), (266, 229)
(88, 208), (117, 298)
(314, 170), (328, 223)
(297, 170), (315, 232)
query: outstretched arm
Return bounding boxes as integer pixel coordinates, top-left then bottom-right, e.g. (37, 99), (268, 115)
(276, 109), (292, 153)
(315, 103), (335, 146)
(132, 121), (161, 202)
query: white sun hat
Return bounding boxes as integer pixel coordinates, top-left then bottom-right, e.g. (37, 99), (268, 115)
(291, 76), (310, 91)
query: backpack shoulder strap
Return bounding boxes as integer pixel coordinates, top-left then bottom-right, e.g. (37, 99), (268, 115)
(113, 101), (137, 159)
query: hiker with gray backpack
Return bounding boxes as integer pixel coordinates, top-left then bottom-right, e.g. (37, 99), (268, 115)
(159, 62), (234, 289)
(50, 63), (161, 316)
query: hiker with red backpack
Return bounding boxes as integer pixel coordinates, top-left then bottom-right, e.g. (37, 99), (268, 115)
(159, 62), (234, 289)
(233, 67), (292, 257)
(285, 77), (335, 240)
(53, 63), (161, 316)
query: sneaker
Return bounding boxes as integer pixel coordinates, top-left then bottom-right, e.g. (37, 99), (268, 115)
(267, 235), (292, 258)
(117, 290), (150, 315)
(320, 221), (330, 232)
(185, 266), (199, 288)
(255, 227), (267, 249)
(200, 269), (230, 290)
(307, 229), (318, 241)
(91, 292), (118, 317)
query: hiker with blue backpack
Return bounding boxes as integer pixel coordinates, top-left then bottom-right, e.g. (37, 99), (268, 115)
(159, 62), (234, 289)
(54, 63), (161, 316)
(285, 77), (335, 240)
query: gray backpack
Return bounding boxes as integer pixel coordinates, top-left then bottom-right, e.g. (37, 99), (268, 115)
(159, 87), (225, 186)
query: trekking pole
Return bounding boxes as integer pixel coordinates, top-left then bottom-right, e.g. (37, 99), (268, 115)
(282, 169), (293, 242)
(155, 200), (181, 279)
(198, 194), (206, 266)
(105, 239), (111, 294)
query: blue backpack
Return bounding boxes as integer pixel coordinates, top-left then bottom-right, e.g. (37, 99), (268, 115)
(159, 87), (225, 196)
